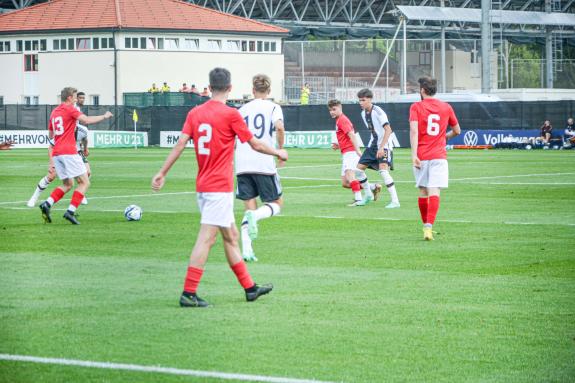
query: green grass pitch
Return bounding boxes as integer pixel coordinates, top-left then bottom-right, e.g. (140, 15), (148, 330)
(0, 148), (574, 383)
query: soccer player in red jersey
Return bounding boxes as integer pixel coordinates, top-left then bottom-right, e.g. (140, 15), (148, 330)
(151, 68), (288, 308)
(409, 77), (461, 240)
(328, 99), (365, 205)
(39, 87), (112, 225)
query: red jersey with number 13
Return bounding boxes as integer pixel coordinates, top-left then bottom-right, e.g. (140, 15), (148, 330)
(182, 100), (253, 192)
(49, 103), (82, 156)
(409, 98), (458, 160)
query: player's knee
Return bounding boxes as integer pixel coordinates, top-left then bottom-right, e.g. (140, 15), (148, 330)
(47, 169), (56, 181)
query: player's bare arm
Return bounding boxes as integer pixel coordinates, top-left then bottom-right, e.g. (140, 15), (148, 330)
(347, 131), (362, 156)
(377, 123), (392, 158)
(275, 119), (286, 167)
(78, 111), (113, 126)
(446, 124), (461, 140)
(152, 133), (190, 191)
(248, 137), (288, 161)
(409, 121), (421, 168)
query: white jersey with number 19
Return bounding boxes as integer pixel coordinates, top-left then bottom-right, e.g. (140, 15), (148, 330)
(235, 99), (283, 175)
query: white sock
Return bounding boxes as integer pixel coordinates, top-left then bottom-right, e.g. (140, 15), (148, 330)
(369, 184), (377, 191)
(67, 204), (77, 212)
(39, 176), (51, 189)
(240, 221), (253, 254)
(379, 170), (399, 203)
(254, 202), (280, 221)
(46, 197), (55, 206)
(354, 191), (363, 201)
(355, 170), (373, 198)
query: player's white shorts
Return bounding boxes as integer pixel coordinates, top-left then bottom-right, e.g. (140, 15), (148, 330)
(196, 192), (235, 227)
(341, 151), (360, 176)
(53, 154), (87, 180)
(413, 159), (449, 188)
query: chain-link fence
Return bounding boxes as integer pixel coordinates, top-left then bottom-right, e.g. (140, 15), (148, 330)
(510, 59), (575, 89)
(284, 38), (487, 104)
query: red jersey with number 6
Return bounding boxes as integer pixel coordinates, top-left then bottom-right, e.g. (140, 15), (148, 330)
(182, 100), (253, 192)
(49, 103), (82, 156)
(409, 98), (458, 160)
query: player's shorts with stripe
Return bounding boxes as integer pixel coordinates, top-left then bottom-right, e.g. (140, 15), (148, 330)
(413, 159), (449, 188)
(236, 173), (282, 202)
(359, 146), (392, 170)
(196, 192), (235, 227)
(340, 151), (360, 176)
(53, 154), (87, 180)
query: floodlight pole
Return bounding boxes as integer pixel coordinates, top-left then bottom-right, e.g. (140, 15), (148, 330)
(402, 17), (407, 94)
(481, 0), (491, 94)
(440, 0), (446, 93)
(545, 0), (554, 89)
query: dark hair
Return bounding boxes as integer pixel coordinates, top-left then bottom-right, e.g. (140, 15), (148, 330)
(327, 99), (341, 108)
(61, 87), (77, 102)
(418, 77), (437, 96)
(209, 68), (231, 92)
(77, 92), (85, 97)
(357, 88), (373, 99)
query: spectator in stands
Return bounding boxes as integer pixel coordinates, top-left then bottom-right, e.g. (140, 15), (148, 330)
(161, 82), (171, 93)
(300, 83), (310, 105)
(0, 140), (14, 150)
(190, 84), (200, 95)
(540, 120), (552, 144)
(148, 83), (160, 93)
(565, 117), (575, 146)
(179, 83), (190, 92)
(200, 87), (210, 97)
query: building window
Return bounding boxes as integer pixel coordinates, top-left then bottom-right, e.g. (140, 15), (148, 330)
(257, 41), (263, 52)
(249, 41), (256, 52)
(226, 40), (241, 52)
(147, 37), (156, 49)
(125, 37), (131, 48)
(23, 96), (39, 106)
(40, 39), (47, 51)
(108, 38), (115, 48)
(77, 38), (91, 50)
(102, 38), (109, 49)
(32, 40), (39, 51)
(140, 37), (147, 49)
(24, 54), (38, 72)
(241, 40), (248, 52)
(53, 39), (67, 50)
(93, 38), (99, 49)
(91, 95), (100, 106)
(68, 38), (74, 50)
(0, 41), (10, 52)
(53, 39), (59, 50)
(24, 40), (31, 51)
(419, 52), (431, 66)
(164, 38), (179, 49)
(0, 96), (3, 106)
(158, 38), (164, 49)
(16, 40), (22, 52)
(264, 41), (270, 52)
(271, 42), (276, 52)
(207, 39), (221, 51)
(183, 38), (199, 50)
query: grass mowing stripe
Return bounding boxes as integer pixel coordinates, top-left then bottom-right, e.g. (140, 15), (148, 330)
(0, 354), (338, 383)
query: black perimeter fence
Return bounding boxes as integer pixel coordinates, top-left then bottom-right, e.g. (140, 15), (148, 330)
(1, 100), (574, 146)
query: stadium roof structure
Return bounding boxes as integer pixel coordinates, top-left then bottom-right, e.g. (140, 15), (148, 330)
(0, 0), (289, 35)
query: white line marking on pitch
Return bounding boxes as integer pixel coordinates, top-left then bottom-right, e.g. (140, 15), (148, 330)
(0, 354), (338, 383)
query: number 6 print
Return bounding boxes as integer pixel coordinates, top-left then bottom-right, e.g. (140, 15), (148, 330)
(427, 114), (440, 136)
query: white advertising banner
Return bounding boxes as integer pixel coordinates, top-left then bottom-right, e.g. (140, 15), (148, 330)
(160, 131), (195, 148)
(0, 130), (148, 149)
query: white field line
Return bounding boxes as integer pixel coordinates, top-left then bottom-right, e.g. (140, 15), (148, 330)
(0, 354), (338, 383)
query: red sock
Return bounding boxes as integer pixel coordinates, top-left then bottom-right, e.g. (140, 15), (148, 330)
(49, 188), (66, 205)
(427, 196), (440, 225)
(70, 190), (84, 208)
(183, 266), (203, 294)
(231, 260), (254, 289)
(350, 180), (361, 193)
(418, 197), (429, 224)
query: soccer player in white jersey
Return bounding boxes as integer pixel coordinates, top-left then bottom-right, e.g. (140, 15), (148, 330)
(354, 88), (400, 208)
(235, 74), (285, 262)
(27, 91), (89, 207)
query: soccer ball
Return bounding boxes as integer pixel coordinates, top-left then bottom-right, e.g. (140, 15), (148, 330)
(124, 205), (143, 221)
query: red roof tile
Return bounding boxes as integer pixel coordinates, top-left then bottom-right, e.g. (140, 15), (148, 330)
(0, 0), (289, 34)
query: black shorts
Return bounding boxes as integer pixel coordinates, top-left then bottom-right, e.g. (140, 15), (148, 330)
(78, 150), (89, 164)
(358, 146), (392, 171)
(236, 174), (282, 202)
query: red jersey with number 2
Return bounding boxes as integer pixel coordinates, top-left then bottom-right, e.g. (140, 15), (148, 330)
(409, 98), (458, 160)
(49, 103), (82, 156)
(336, 114), (356, 154)
(182, 100), (253, 193)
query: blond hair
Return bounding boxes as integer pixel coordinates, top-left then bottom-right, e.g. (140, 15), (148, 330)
(253, 74), (271, 94)
(61, 87), (77, 102)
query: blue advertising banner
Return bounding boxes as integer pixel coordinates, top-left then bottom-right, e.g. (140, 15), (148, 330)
(450, 130), (540, 146)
